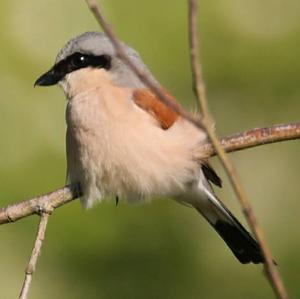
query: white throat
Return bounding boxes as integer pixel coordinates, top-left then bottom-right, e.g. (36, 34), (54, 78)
(59, 68), (113, 99)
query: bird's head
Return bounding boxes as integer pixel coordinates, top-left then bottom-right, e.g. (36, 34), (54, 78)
(34, 32), (155, 97)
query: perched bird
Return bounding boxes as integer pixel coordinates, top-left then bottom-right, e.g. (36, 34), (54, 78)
(35, 32), (264, 264)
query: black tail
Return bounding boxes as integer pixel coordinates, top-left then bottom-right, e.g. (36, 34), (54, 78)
(192, 165), (269, 264)
(214, 218), (264, 264)
(195, 198), (264, 264)
(193, 189), (266, 264)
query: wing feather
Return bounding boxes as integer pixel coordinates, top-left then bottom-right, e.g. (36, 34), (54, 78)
(132, 89), (181, 130)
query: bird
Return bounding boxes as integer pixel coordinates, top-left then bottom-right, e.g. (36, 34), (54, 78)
(35, 31), (264, 264)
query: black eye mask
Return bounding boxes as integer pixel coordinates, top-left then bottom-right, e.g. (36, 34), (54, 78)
(34, 52), (112, 86)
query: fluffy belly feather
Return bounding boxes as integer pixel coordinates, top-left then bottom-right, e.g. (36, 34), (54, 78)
(66, 88), (207, 208)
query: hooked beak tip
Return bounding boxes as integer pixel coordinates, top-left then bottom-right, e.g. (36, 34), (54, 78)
(34, 68), (60, 87)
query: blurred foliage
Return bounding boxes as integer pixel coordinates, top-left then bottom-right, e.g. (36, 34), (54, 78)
(1, 0), (300, 298)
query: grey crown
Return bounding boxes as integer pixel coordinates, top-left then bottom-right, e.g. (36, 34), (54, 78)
(56, 32), (158, 88)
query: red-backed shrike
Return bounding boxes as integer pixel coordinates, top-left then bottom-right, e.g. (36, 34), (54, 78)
(35, 32), (263, 264)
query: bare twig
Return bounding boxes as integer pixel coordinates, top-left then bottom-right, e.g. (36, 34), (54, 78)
(188, 1), (288, 299)
(188, 0), (208, 116)
(202, 121), (300, 157)
(0, 122), (299, 225)
(0, 184), (80, 225)
(85, 0), (203, 129)
(19, 212), (50, 299)
(82, 4), (289, 296)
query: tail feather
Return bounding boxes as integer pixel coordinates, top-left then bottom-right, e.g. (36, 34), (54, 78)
(192, 186), (265, 264)
(214, 219), (263, 264)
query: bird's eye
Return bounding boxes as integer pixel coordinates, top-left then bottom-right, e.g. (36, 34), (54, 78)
(62, 52), (112, 75)
(72, 53), (88, 67)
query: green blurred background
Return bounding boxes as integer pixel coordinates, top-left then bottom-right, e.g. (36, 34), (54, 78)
(1, 1), (300, 298)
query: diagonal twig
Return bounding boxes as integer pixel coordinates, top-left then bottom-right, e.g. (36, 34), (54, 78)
(188, 0), (288, 299)
(85, 0), (203, 129)
(19, 212), (50, 299)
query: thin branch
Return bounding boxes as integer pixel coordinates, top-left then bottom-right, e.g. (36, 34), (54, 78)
(188, 0), (208, 116)
(0, 122), (299, 225)
(85, 0), (203, 129)
(203, 121), (300, 157)
(188, 1), (288, 299)
(0, 184), (80, 225)
(19, 212), (50, 299)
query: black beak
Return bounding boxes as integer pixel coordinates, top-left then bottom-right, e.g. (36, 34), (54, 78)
(34, 67), (62, 87)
